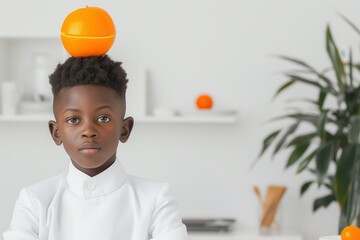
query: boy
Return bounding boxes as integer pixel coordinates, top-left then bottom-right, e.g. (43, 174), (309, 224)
(3, 55), (189, 240)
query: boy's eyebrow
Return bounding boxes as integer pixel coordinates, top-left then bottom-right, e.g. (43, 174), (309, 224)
(63, 108), (80, 114)
(95, 105), (113, 111)
(63, 106), (113, 114)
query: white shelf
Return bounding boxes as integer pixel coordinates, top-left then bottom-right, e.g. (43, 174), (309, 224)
(0, 114), (54, 122)
(0, 114), (237, 124)
(0, 35), (59, 39)
(138, 115), (237, 123)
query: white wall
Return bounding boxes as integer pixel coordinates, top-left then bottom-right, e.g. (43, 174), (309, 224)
(1, 0), (360, 239)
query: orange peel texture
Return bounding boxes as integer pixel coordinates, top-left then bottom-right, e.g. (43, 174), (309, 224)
(61, 6), (116, 57)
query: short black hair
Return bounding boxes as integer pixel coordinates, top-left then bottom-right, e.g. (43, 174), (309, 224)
(49, 55), (128, 98)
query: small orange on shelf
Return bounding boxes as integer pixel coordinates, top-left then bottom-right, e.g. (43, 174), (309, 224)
(61, 6), (116, 57)
(196, 94), (213, 110)
(341, 225), (360, 240)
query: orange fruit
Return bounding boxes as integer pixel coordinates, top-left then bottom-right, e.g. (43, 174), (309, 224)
(341, 225), (360, 240)
(61, 6), (116, 57)
(196, 94), (213, 109)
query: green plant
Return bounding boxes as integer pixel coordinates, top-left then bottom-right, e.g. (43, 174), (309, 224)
(256, 16), (360, 233)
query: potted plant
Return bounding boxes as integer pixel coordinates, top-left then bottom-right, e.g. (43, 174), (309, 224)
(256, 16), (360, 233)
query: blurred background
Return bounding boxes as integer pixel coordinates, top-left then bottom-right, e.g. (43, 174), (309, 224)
(1, 1), (360, 239)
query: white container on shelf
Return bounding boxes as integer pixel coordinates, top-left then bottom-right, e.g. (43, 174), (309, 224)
(1, 81), (22, 115)
(33, 54), (53, 101)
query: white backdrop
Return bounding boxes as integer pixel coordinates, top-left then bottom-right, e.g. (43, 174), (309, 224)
(1, 1), (360, 239)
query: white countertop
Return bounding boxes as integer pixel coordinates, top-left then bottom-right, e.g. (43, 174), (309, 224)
(188, 226), (302, 240)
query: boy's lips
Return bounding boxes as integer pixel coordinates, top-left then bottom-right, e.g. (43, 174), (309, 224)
(79, 143), (101, 154)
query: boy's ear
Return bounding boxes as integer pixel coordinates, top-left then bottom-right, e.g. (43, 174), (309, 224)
(120, 117), (134, 143)
(48, 120), (62, 145)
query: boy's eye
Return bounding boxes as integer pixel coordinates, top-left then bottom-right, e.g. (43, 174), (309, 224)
(97, 115), (111, 123)
(66, 117), (80, 124)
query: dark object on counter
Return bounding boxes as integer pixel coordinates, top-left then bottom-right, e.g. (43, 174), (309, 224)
(183, 218), (236, 232)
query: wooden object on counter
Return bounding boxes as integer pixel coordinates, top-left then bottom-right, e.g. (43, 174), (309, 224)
(260, 185), (287, 227)
(253, 185), (262, 203)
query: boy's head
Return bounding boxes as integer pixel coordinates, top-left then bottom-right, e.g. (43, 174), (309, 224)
(48, 55), (134, 177)
(49, 54), (128, 99)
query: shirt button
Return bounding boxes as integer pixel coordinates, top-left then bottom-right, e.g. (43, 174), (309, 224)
(87, 182), (96, 191)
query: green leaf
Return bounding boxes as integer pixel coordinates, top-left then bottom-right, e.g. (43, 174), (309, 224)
(349, 48), (353, 87)
(277, 55), (317, 70)
(315, 141), (333, 185)
(354, 63), (360, 72)
(339, 13), (360, 36)
(287, 98), (317, 106)
(300, 181), (313, 196)
(317, 111), (328, 140)
(334, 145), (356, 207)
(297, 149), (318, 174)
(287, 132), (317, 147)
(318, 90), (327, 110)
(326, 26), (346, 91)
(274, 80), (295, 98)
(251, 130), (282, 169)
(271, 113), (319, 126)
(286, 143), (310, 168)
(342, 144), (360, 230)
(348, 116), (360, 144)
(273, 122), (300, 156)
(276, 55), (335, 92)
(286, 74), (326, 90)
(313, 194), (336, 212)
(308, 168), (317, 175)
(339, 202), (351, 234)
(325, 183), (333, 191)
(258, 130), (281, 157)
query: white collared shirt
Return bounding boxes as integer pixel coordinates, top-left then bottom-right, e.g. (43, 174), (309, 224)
(3, 159), (188, 240)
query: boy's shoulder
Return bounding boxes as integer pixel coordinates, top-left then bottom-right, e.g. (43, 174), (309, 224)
(126, 175), (170, 198)
(125, 175), (178, 210)
(126, 174), (166, 191)
(23, 172), (66, 200)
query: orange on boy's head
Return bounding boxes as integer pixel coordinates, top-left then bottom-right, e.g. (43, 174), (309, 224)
(61, 6), (116, 57)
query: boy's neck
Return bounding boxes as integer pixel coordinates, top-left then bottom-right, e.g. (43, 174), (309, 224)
(70, 157), (116, 177)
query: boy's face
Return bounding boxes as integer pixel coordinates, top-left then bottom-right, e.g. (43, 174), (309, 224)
(49, 85), (133, 177)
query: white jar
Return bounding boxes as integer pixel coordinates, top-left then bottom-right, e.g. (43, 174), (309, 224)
(33, 54), (52, 101)
(1, 81), (22, 115)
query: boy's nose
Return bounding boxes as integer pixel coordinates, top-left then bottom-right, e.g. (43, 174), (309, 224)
(81, 124), (98, 138)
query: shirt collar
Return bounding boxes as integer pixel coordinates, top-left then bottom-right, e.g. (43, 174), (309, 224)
(66, 159), (127, 199)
